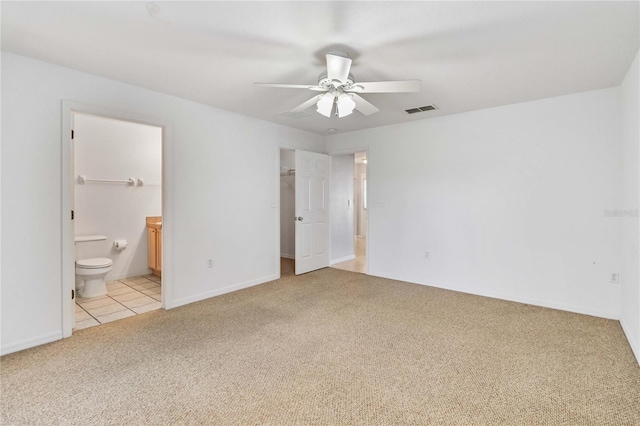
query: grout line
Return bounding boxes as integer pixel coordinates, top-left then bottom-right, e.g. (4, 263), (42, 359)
(107, 295), (137, 320)
(75, 275), (163, 326)
(76, 304), (100, 323)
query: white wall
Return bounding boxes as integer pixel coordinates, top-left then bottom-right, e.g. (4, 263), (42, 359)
(619, 49), (640, 364)
(355, 162), (368, 237)
(74, 113), (162, 280)
(326, 87), (623, 320)
(280, 149), (295, 259)
(330, 154), (355, 263)
(0, 51), (324, 355)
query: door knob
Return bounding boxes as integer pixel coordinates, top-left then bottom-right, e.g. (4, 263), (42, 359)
(297, 217), (303, 221)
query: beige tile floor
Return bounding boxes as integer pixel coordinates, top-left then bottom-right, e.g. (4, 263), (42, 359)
(331, 236), (366, 274)
(75, 274), (161, 330)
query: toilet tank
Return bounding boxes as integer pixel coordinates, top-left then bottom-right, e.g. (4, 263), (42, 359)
(74, 235), (108, 261)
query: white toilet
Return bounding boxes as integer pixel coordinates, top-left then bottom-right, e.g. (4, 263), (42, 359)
(75, 235), (113, 298)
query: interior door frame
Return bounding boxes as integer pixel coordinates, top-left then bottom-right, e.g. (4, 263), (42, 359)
(61, 101), (174, 338)
(328, 146), (370, 275)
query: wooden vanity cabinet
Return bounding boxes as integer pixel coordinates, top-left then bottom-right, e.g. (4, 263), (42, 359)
(148, 225), (162, 276)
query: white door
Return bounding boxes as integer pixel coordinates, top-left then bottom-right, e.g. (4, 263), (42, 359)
(295, 150), (330, 274)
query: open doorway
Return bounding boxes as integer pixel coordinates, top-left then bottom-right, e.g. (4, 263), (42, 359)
(278, 147), (331, 277)
(72, 113), (163, 329)
(68, 111), (163, 331)
(279, 148), (296, 276)
(330, 151), (367, 274)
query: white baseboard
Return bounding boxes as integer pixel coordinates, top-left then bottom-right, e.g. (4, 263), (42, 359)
(620, 318), (640, 366)
(1, 331), (63, 356)
(280, 253), (295, 260)
(368, 269), (620, 320)
(330, 254), (355, 265)
(107, 269), (154, 281)
(167, 274), (279, 309)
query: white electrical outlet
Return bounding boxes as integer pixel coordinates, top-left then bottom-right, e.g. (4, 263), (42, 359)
(425, 252), (430, 259)
(207, 259), (214, 269)
(610, 273), (619, 283)
(377, 200), (385, 207)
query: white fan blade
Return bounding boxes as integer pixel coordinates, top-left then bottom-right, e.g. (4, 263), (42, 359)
(254, 83), (323, 90)
(326, 54), (352, 84)
(351, 94), (380, 116)
(348, 80), (420, 93)
(290, 95), (322, 113)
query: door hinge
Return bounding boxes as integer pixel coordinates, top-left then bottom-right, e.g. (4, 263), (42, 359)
(71, 210), (74, 220)
(71, 130), (74, 139)
(71, 289), (75, 300)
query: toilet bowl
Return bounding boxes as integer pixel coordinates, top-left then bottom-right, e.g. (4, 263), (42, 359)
(76, 258), (113, 298)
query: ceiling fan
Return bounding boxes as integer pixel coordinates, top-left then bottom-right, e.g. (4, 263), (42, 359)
(254, 52), (420, 118)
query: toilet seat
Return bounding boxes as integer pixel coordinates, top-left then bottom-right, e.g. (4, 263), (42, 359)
(77, 258), (113, 269)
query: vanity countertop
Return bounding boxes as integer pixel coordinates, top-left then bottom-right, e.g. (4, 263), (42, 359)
(146, 216), (162, 229)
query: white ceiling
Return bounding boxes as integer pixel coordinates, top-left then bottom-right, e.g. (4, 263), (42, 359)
(2, 1), (638, 136)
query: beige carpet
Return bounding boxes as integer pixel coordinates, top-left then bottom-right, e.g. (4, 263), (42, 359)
(2, 259), (639, 425)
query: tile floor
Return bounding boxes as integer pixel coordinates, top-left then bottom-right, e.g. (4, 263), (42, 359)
(75, 275), (162, 330)
(331, 236), (366, 274)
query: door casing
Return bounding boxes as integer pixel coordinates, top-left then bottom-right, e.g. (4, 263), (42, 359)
(61, 101), (173, 337)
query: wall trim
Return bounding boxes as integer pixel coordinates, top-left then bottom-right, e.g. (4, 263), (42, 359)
(330, 254), (355, 265)
(369, 269), (620, 320)
(107, 270), (154, 281)
(167, 274), (279, 309)
(620, 318), (640, 366)
(1, 331), (63, 356)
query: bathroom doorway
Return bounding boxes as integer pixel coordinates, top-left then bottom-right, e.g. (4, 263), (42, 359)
(61, 102), (171, 338)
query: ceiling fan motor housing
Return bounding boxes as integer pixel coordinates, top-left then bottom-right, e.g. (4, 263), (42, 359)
(318, 72), (354, 90)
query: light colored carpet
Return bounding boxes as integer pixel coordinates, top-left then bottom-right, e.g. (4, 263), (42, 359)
(2, 259), (639, 425)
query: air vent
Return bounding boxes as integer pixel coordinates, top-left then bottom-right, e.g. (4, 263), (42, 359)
(405, 105), (438, 114)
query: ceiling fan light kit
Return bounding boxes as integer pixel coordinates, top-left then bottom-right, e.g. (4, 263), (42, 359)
(254, 52), (421, 119)
(337, 93), (356, 117)
(316, 92), (334, 117)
